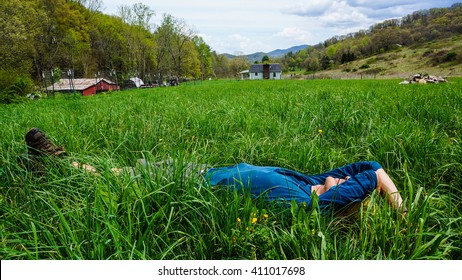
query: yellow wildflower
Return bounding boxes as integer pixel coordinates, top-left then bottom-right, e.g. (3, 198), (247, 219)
(237, 217), (241, 223)
(318, 129), (323, 134)
(263, 214), (269, 219)
(251, 217), (258, 224)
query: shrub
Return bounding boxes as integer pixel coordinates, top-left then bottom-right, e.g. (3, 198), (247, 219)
(366, 58), (376, 64)
(0, 74), (34, 104)
(422, 50), (434, 57)
(359, 64), (370, 69)
(0, 69), (20, 91)
(10, 76), (35, 97)
(445, 52), (457, 62)
(0, 89), (25, 104)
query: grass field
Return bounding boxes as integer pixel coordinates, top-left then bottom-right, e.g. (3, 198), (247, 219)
(1, 79), (461, 260)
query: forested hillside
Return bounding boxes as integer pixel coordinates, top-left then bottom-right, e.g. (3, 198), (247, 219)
(280, 3), (462, 73)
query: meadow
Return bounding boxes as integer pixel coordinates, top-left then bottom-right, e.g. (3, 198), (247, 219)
(0, 79), (461, 260)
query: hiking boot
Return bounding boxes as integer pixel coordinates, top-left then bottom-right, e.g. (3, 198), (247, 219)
(25, 128), (66, 157)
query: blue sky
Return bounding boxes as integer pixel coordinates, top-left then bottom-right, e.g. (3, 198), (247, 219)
(101, 0), (461, 54)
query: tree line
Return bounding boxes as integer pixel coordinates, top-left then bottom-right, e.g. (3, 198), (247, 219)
(0, 0), (253, 103)
(0, 0), (221, 82)
(278, 3), (462, 73)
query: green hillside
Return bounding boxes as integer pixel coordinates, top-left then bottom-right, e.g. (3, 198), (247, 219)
(315, 35), (462, 79)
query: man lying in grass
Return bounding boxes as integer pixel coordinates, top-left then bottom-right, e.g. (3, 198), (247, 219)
(23, 127), (406, 215)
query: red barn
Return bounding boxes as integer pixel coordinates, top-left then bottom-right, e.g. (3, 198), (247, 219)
(47, 78), (119, 96)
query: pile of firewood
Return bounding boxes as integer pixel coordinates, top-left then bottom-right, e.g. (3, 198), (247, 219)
(399, 74), (448, 84)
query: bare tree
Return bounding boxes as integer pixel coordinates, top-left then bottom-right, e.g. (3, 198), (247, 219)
(133, 3), (155, 31)
(118, 4), (134, 24)
(117, 3), (156, 79)
(73, 0), (103, 12)
(118, 3), (154, 30)
(155, 14), (197, 81)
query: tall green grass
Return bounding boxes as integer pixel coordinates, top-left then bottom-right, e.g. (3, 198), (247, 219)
(0, 79), (461, 259)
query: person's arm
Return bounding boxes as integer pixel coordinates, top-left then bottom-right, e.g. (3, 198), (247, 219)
(375, 169), (405, 213)
(71, 161), (127, 176)
(324, 176), (345, 189)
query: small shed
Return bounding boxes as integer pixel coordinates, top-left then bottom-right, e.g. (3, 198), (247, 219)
(122, 77), (145, 90)
(47, 78), (119, 96)
(249, 64), (282, 80)
(240, 70), (250, 80)
(130, 77), (144, 88)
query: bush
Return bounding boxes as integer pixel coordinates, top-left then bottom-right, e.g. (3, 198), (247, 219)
(445, 52), (457, 62)
(366, 57), (377, 64)
(10, 76), (35, 97)
(359, 64), (370, 69)
(422, 50), (434, 57)
(0, 89), (26, 104)
(0, 70), (20, 91)
(426, 50), (459, 65)
(0, 74), (34, 104)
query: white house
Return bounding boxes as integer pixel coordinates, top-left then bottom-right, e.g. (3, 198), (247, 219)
(247, 63), (282, 80)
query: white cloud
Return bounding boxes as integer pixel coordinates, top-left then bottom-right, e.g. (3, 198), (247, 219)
(281, 1), (333, 17)
(101, 0), (462, 54)
(348, 0), (421, 9)
(226, 34), (268, 55)
(283, 0), (459, 23)
(319, 1), (372, 27)
(276, 27), (314, 43)
(283, 1), (372, 29)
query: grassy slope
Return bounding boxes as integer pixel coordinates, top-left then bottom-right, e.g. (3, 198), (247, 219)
(302, 35), (462, 79)
(0, 79), (461, 259)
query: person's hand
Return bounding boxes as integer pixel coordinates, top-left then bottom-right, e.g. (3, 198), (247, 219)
(327, 176), (350, 185)
(72, 161), (98, 173)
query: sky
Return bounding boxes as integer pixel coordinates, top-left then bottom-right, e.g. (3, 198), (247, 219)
(100, 0), (461, 55)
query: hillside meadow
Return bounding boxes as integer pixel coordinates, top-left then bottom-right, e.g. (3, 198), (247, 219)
(315, 35), (462, 79)
(0, 79), (461, 260)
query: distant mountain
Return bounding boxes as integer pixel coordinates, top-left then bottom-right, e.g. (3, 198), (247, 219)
(223, 45), (308, 62)
(267, 45), (309, 57)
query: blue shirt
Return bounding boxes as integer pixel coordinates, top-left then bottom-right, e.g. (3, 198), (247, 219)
(205, 163), (314, 206)
(204, 161), (381, 211)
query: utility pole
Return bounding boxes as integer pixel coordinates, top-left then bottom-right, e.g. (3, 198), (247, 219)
(43, 72), (49, 97)
(95, 73), (98, 94)
(110, 69), (119, 91)
(98, 71), (101, 93)
(68, 69), (75, 95)
(51, 69), (55, 97)
(94, 71), (102, 93)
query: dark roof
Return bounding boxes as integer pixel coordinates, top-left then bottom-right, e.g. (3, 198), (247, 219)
(249, 63), (282, 73)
